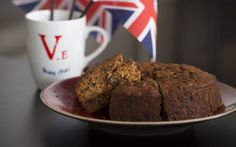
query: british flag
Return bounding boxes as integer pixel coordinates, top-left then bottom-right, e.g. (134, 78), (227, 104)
(12, 0), (158, 61)
(93, 0), (158, 61)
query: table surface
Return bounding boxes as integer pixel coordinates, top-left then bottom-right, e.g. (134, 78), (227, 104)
(1, 56), (236, 147)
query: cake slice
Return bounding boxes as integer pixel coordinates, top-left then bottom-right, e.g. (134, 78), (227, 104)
(110, 78), (162, 121)
(74, 54), (141, 113)
(158, 79), (224, 121)
(138, 62), (225, 120)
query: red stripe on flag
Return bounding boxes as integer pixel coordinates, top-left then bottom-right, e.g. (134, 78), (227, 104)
(86, 3), (100, 22)
(99, 11), (107, 43)
(98, 1), (137, 8)
(128, 0), (157, 38)
(40, 1), (50, 9)
(40, 0), (63, 9)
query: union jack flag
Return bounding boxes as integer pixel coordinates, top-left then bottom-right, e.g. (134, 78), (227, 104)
(93, 0), (158, 61)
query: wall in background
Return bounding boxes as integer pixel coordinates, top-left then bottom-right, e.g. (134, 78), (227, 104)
(157, 0), (236, 86)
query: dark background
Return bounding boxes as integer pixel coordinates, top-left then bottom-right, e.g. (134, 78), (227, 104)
(157, 0), (236, 87)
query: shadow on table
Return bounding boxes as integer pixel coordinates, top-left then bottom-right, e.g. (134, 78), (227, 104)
(31, 90), (196, 147)
(86, 126), (195, 147)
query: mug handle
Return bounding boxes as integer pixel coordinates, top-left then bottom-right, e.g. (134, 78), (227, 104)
(83, 26), (109, 67)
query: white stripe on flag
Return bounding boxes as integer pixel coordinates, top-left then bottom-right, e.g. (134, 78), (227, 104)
(124, 0), (144, 29)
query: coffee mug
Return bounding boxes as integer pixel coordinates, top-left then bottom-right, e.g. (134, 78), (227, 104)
(25, 10), (108, 89)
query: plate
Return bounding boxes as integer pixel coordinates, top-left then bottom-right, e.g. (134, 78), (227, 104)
(40, 77), (236, 136)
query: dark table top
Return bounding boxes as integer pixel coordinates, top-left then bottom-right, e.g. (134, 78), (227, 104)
(1, 56), (236, 147)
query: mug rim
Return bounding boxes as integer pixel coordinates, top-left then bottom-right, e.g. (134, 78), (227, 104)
(25, 9), (85, 23)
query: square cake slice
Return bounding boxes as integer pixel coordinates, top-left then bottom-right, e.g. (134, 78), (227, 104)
(74, 54), (141, 113)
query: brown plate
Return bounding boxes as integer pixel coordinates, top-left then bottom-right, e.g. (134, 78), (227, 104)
(40, 77), (236, 136)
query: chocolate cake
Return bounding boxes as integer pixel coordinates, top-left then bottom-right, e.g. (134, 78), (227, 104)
(110, 78), (162, 121)
(74, 54), (141, 113)
(75, 54), (225, 121)
(109, 62), (225, 121)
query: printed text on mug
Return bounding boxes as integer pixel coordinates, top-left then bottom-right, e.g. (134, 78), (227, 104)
(39, 33), (70, 76)
(39, 33), (68, 60)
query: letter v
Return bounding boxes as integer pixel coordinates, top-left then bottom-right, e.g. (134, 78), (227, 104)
(39, 34), (62, 60)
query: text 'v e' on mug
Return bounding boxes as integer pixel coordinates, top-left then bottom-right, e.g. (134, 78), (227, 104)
(25, 9), (109, 89)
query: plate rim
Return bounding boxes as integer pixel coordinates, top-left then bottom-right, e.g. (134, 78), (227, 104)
(40, 77), (236, 126)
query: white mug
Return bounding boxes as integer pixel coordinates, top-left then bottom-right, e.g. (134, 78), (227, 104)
(25, 10), (108, 89)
